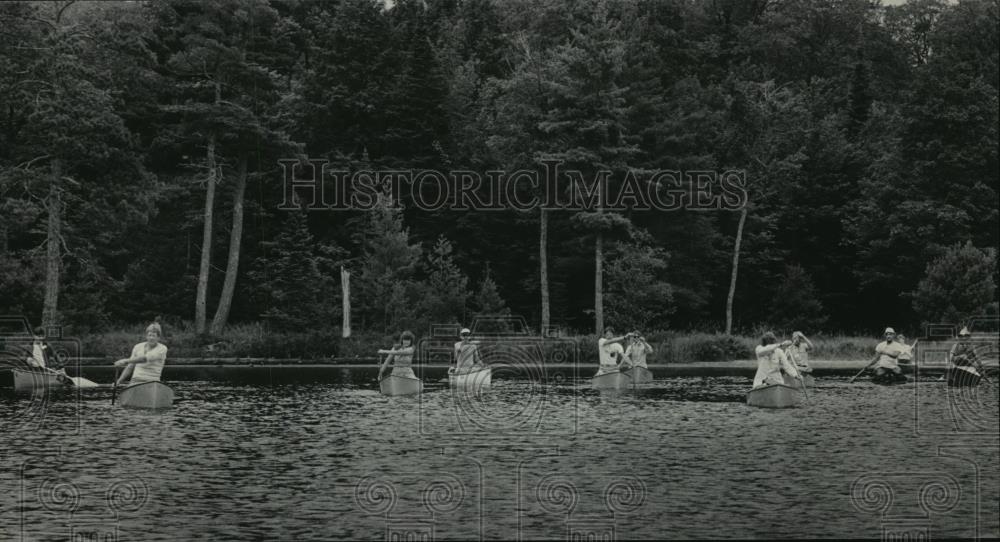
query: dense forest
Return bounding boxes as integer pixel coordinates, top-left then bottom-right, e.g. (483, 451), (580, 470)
(1, 0), (997, 339)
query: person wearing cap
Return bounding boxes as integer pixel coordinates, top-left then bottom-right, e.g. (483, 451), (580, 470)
(947, 327), (984, 385)
(596, 327), (628, 375)
(865, 327), (906, 383)
(753, 332), (797, 388)
(378, 330), (417, 380)
(453, 328), (483, 374)
(623, 330), (653, 370)
(25, 326), (64, 371)
(115, 321), (168, 386)
(784, 331), (814, 376)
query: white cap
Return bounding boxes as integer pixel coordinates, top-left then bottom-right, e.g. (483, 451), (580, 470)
(884, 327), (895, 334)
(460, 328), (471, 335)
(958, 326), (971, 336)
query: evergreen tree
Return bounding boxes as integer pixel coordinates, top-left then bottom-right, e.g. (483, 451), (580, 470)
(248, 211), (344, 331)
(356, 194), (422, 333)
(419, 235), (471, 325)
(912, 242), (998, 325)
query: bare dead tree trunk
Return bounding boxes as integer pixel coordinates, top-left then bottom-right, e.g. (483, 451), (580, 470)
(42, 159), (62, 328)
(595, 232), (604, 336)
(210, 153), (247, 335)
(341, 266), (351, 338)
(195, 133), (218, 335)
(726, 207), (748, 335)
(539, 207), (550, 335)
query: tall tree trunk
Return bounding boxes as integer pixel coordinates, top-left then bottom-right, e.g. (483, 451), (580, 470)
(594, 232), (603, 336)
(725, 207), (748, 335)
(210, 154), (247, 335)
(539, 207), (550, 335)
(42, 159), (62, 328)
(341, 266), (351, 338)
(195, 134), (217, 334)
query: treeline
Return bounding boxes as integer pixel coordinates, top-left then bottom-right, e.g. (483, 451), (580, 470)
(0, 0), (997, 337)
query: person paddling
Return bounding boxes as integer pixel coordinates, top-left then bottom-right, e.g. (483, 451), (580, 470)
(869, 327), (906, 383)
(25, 327), (64, 371)
(753, 332), (798, 388)
(623, 331), (653, 370)
(785, 331), (814, 377)
(453, 328), (483, 374)
(115, 322), (168, 386)
(378, 330), (417, 380)
(596, 327), (628, 376)
(948, 327), (985, 385)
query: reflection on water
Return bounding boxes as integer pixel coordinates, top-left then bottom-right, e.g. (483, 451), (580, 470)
(1, 369), (997, 540)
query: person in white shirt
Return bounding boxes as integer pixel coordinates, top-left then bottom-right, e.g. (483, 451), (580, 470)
(867, 327), (906, 383)
(378, 330), (417, 379)
(115, 322), (168, 385)
(753, 332), (798, 388)
(596, 327), (628, 375)
(453, 328), (483, 374)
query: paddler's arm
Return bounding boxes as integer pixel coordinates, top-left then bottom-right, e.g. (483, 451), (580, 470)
(605, 335), (629, 345)
(378, 354), (393, 378)
(116, 364), (134, 385)
(642, 338), (653, 353)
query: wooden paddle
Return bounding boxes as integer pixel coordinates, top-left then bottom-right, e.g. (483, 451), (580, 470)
(849, 361), (876, 383)
(111, 364), (120, 406)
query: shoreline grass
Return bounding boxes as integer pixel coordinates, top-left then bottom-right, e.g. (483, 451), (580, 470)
(73, 323), (879, 362)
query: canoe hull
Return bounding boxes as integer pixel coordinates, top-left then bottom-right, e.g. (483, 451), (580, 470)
(118, 381), (174, 409)
(592, 370), (630, 389)
(947, 366), (982, 387)
(380, 375), (423, 396)
(624, 366), (653, 384)
(449, 366), (492, 391)
(1, 368), (67, 393)
(747, 384), (801, 408)
(782, 373), (814, 388)
(871, 371), (907, 386)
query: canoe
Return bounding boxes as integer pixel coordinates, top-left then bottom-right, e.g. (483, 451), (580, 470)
(946, 366), (982, 387)
(449, 366), (492, 391)
(591, 370), (630, 389)
(623, 366), (653, 384)
(379, 375), (423, 396)
(871, 371), (907, 386)
(0, 368), (68, 393)
(782, 373), (814, 388)
(117, 381), (174, 409)
(746, 384), (801, 408)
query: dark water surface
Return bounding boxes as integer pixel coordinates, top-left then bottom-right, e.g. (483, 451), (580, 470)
(2, 369), (998, 540)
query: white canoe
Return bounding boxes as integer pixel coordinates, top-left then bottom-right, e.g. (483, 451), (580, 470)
(747, 384), (801, 408)
(380, 375), (423, 396)
(449, 366), (492, 391)
(117, 381), (174, 409)
(782, 373), (814, 388)
(592, 370), (631, 389)
(2, 368), (68, 393)
(624, 366), (653, 384)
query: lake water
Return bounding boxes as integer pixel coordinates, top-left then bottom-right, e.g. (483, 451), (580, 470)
(2, 368), (998, 540)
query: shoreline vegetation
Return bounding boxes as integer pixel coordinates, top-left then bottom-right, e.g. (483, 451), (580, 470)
(76, 323), (879, 364)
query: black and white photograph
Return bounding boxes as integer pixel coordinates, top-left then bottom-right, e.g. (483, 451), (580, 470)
(1, 0), (998, 539)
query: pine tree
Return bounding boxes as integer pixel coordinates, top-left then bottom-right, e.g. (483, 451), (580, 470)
(357, 194), (423, 333)
(912, 242), (998, 325)
(419, 235), (471, 326)
(248, 211), (343, 332)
